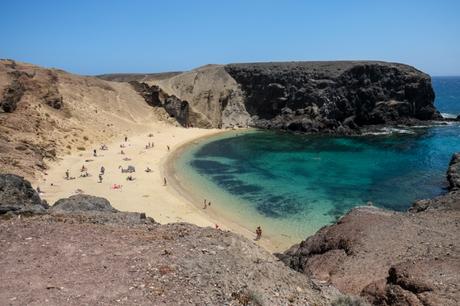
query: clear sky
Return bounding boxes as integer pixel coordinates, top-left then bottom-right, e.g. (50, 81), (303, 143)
(1, 0), (459, 76)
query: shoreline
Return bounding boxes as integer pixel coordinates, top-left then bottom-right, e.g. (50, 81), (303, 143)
(162, 128), (284, 252)
(36, 124), (282, 252)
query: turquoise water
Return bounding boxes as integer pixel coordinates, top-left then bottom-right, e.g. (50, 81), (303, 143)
(175, 77), (460, 246)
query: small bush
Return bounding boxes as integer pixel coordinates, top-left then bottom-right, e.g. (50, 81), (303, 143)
(331, 295), (370, 306)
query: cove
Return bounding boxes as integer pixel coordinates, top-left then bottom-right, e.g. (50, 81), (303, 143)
(174, 124), (460, 247)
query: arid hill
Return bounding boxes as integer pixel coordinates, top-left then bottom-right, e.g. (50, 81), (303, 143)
(0, 59), (175, 179)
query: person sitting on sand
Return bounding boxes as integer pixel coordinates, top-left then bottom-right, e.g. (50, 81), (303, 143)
(100, 166), (105, 175)
(80, 171), (89, 178)
(255, 226), (262, 240)
(120, 150), (125, 155)
(215, 224), (219, 229)
(145, 167), (152, 173)
(120, 144), (125, 148)
(81, 165), (87, 172)
(126, 175), (135, 181)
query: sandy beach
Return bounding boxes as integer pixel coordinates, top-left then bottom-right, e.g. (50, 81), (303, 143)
(36, 124), (280, 251)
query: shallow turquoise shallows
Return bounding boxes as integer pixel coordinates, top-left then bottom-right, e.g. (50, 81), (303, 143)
(174, 77), (460, 246)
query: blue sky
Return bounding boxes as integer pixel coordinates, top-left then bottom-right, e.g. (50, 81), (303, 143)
(1, 0), (459, 75)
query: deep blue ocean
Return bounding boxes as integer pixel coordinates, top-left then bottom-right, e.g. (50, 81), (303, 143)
(176, 77), (460, 246)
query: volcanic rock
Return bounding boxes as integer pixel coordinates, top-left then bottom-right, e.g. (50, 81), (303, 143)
(0, 174), (48, 214)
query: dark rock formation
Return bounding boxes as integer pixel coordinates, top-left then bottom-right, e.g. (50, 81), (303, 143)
(447, 153), (460, 189)
(129, 81), (165, 107)
(163, 95), (189, 126)
(0, 174), (48, 214)
(0, 77), (25, 112)
(50, 194), (154, 225)
(225, 61), (440, 133)
(130, 81), (191, 127)
(51, 194), (117, 213)
(277, 152), (460, 305)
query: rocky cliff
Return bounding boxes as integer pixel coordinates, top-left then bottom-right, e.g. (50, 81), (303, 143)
(132, 61), (441, 133)
(277, 153), (460, 306)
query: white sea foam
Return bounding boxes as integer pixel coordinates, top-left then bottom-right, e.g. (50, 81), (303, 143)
(441, 112), (458, 119)
(362, 127), (416, 136)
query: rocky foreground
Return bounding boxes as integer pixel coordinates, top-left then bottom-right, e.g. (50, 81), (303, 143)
(277, 153), (460, 306)
(0, 174), (332, 306)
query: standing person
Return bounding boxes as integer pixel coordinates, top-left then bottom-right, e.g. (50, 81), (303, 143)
(93, 149), (97, 157)
(65, 169), (70, 180)
(256, 226), (262, 240)
(208, 201), (211, 207)
(100, 166), (105, 175)
(203, 199), (207, 209)
(125, 136), (128, 142)
(98, 174), (103, 183)
(167, 145), (170, 152)
(163, 177), (167, 186)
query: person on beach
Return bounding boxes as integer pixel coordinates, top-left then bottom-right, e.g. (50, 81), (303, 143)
(65, 169), (70, 180)
(93, 149), (97, 157)
(98, 174), (103, 183)
(203, 199), (207, 209)
(167, 145), (170, 152)
(81, 165), (87, 172)
(37, 186), (42, 194)
(256, 226), (262, 240)
(208, 201), (211, 207)
(125, 136), (128, 142)
(126, 175), (135, 181)
(163, 177), (167, 186)
(215, 224), (219, 229)
(145, 167), (152, 173)
(100, 166), (105, 175)
(120, 150), (125, 155)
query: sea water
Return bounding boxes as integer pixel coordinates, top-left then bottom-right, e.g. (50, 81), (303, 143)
(174, 77), (460, 247)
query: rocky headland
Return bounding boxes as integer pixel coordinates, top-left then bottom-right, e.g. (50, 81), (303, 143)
(122, 61), (447, 134)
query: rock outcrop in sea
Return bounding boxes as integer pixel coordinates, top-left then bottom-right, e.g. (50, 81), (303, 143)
(128, 61), (441, 133)
(276, 152), (460, 306)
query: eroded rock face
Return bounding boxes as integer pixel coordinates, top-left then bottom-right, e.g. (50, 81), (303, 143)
(0, 174), (48, 214)
(277, 153), (460, 305)
(225, 61), (440, 133)
(130, 81), (191, 127)
(447, 153), (460, 190)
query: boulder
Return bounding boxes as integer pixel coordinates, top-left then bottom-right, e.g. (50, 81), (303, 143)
(51, 194), (117, 213)
(0, 174), (48, 214)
